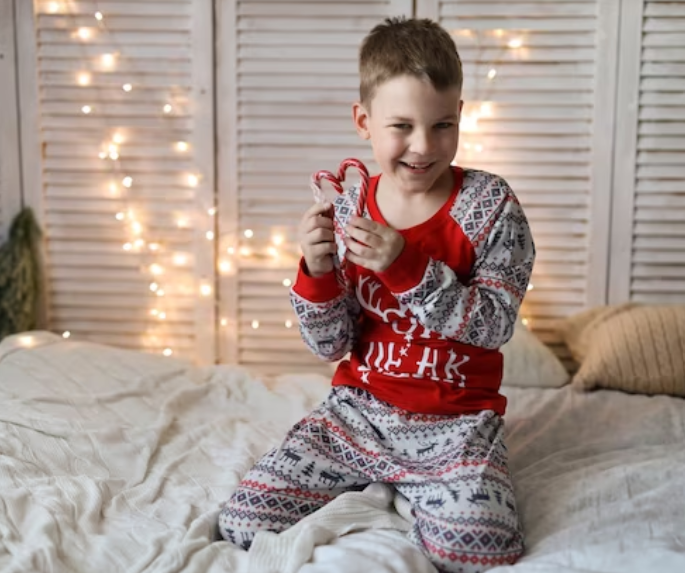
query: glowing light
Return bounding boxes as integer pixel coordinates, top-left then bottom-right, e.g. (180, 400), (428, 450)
(62, 331), (71, 339)
(187, 174), (199, 187)
(272, 234), (284, 246)
(81, 105), (92, 114)
(133, 239), (145, 249)
(115, 212), (125, 221)
(239, 246), (252, 257)
(267, 246), (279, 258)
(487, 68), (497, 80)
(163, 104), (173, 114)
(521, 318), (530, 327)
(251, 320), (260, 329)
(150, 264), (163, 276)
(122, 83), (132, 92)
(149, 282), (159, 292)
(175, 141), (189, 152)
(173, 253), (188, 266)
(176, 217), (189, 228)
(112, 133), (124, 144)
(150, 309), (159, 316)
(123, 242), (132, 251)
(208, 207), (217, 216)
(148, 243), (160, 252)
(156, 289), (165, 297)
(76, 28), (92, 40)
(101, 53), (115, 68)
(227, 247), (235, 255)
(219, 260), (231, 273)
(285, 320), (293, 329)
(98, 151), (107, 159)
(77, 72), (91, 86)
(244, 229), (254, 239)
(158, 312), (166, 320)
(122, 176), (133, 188)
(460, 114), (478, 133)
(94, 11), (103, 21)
(480, 102), (493, 117)
(206, 231), (215, 241)
(283, 278), (292, 287)
(132, 222), (142, 235)
(200, 284), (212, 297)
(475, 144), (484, 153)
(220, 318), (228, 327)
(494, 29), (505, 37)
(527, 283), (535, 291)
(109, 182), (119, 195)
(18, 335), (34, 347)
(163, 348), (173, 357)
(508, 38), (523, 49)
(47, 2), (60, 13)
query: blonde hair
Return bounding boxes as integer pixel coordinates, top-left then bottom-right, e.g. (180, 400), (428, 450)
(359, 16), (463, 105)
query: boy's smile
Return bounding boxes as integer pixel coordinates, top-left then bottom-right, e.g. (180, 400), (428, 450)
(353, 74), (463, 198)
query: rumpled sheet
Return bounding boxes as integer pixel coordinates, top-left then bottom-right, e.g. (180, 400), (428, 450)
(0, 332), (684, 573)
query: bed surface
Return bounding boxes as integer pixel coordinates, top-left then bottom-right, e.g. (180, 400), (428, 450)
(0, 332), (683, 573)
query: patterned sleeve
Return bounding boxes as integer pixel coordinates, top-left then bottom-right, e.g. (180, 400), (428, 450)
(378, 173), (535, 349)
(290, 187), (363, 361)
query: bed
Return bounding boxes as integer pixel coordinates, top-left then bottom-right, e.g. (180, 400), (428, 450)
(0, 322), (684, 573)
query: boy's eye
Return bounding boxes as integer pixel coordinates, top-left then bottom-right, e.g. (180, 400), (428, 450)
(391, 124), (411, 130)
(435, 122), (454, 129)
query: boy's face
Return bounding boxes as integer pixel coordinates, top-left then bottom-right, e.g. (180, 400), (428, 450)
(353, 74), (463, 196)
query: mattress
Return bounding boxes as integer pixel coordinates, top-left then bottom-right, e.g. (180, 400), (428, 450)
(0, 331), (683, 573)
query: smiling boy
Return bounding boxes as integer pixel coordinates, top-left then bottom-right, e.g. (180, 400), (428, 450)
(219, 17), (535, 573)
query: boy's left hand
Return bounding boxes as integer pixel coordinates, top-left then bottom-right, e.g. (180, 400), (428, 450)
(344, 217), (404, 273)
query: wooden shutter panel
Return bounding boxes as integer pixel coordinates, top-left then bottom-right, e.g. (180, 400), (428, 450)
(25, 0), (215, 362)
(0, 0), (23, 243)
(420, 0), (619, 366)
(611, 0), (685, 305)
(218, 0), (412, 376)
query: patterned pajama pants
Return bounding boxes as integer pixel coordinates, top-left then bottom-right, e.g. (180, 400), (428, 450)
(218, 386), (524, 573)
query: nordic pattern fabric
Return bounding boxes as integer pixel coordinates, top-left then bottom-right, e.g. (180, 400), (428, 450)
(218, 386), (524, 573)
(0, 207), (42, 339)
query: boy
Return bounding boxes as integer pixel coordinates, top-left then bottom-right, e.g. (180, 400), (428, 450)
(219, 16), (534, 573)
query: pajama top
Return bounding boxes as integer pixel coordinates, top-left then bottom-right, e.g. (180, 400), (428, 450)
(291, 166), (535, 416)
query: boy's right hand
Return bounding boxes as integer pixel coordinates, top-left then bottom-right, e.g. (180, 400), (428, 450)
(299, 202), (337, 277)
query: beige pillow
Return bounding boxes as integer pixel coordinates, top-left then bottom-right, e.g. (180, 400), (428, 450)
(501, 320), (570, 388)
(561, 304), (685, 397)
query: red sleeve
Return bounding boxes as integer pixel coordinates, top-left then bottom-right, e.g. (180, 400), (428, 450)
(376, 242), (430, 293)
(292, 257), (343, 303)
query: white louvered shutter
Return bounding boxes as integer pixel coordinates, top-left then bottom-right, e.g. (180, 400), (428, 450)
(25, 0), (216, 363)
(217, 0), (412, 376)
(419, 0), (620, 366)
(0, 0), (23, 243)
(610, 0), (685, 305)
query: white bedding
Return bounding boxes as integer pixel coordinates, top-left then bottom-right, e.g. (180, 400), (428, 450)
(0, 332), (684, 573)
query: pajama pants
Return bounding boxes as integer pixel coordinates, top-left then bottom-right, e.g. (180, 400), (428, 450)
(218, 386), (524, 573)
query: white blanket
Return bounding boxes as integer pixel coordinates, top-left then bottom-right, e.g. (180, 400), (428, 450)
(0, 332), (684, 573)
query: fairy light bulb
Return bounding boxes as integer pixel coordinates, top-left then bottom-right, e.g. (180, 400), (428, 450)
(163, 104), (173, 114)
(460, 114), (478, 133)
(150, 309), (159, 316)
(173, 253), (188, 266)
(527, 283), (535, 291)
(285, 320), (293, 329)
(522, 318), (530, 327)
(219, 260), (231, 273)
(282, 279), (292, 287)
(77, 72), (91, 86)
(227, 247), (235, 255)
(94, 11), (103, 21)
(487, 68), (497, 80)
(62, 331), (71, 339)
(122, 176), (133, 188)
(131, 221), (142, 235)
(208, 207), (217, 216)
(158, 312), (167, 320)
(47, 2), (59, 13)
(156, 289), (165, 297)
(19, 335), (35, 347)
(244, 229), (254, 239)
(148, 243), (160, 252)
(150, 282), (159, 292)
(188, 174), (199, 187)
(81, 105), (92, 115)
(272, 234), (284, 246)
(475, 144), (484, 153)
(200, 284), (212, 297)
(76, 28), (92, 40)
(508, 38), (523, 49)
(251, 320), (260, 329)
(480, 102), (493, 117)
(267, 246), (278, 258)
(150, 264), (163, 276)
(206, 231), (215, 241)
(239, 246), (252, 257)
(115, 212), (125, 221)
(175, 141), (189, 152)
(112, 133), (124, 144)
(123, 242), (132, 251)
(122, 83), (132, 92)
(220, 318), (228, 327)
(101, 53), (115, 68)
(134, 238), (145, 249)
(163, 348), (173, 357)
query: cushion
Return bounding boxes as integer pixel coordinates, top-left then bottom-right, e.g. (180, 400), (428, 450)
(561, 304), (685, 397)
(500, 320), (570, 388)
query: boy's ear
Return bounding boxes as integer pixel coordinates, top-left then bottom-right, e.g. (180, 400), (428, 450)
(352, 101), (371, 140)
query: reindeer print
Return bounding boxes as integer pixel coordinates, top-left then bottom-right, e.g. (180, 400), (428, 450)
(280, 448), (302, 466)
(467, 487), (491, 506)
(318, 469), (345, 489)
(425, 494), (446, 509)
(416, 441), (439, 456)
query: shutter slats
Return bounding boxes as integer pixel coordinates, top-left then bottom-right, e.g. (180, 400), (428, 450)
(33, 0), (215, 361)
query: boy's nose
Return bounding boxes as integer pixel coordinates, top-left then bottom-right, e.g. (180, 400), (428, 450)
(410, 130), (434, 155)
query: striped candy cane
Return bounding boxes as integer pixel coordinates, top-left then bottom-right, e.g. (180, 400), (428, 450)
(310, 158), (370, 289)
